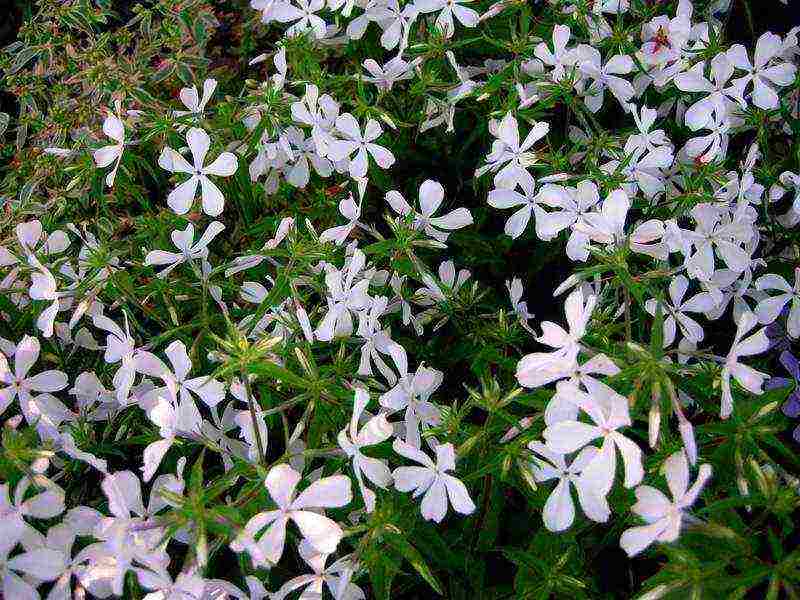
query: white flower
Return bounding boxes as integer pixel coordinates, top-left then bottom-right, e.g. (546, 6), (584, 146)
(534, 24), (573, 81)
(544, 379), (644, 493)
(528, 441), (610, 531)
(728, 32), (797, 110)
(576, 188), (668, 260)
(720, 311), (769, 419)
(392, 440), (476, 522)
(136, 569), (206, 600)
(475, 113), (549, 189)
(769, 170), (800, 214)
(271, 540), (364, 600)
(683, 203), (753, 281)
(754, 268), (800, 338)
(93, 106), (126, 187)
(174, 78), (218, 119)
(362, 55), (420, 92)
(386, 179), (473, 243)
(380, 361), (443, 448)
(535, 181), (601, 261)
(575, 46), (635, 112)
(0, 220), (69, 267)
(0, 477), (65, 552)
(92, 312), (139, 404)
(338, 388), (393, 512)
(320, 193), (362, 245)
(291, 84), (340, 156)
(683, 97), (730, 163)
(488, 176), (541, 239)
(274, 0), (328, 39)
(0, 539), (66, 600)
(414, 0), (478, 38)
(316, 248), (372, 341)
(620, 450), (712, 557)
(144, 221), (225, 279)
(0, 335), (68, 419)
(644, 275), (716, 347)
(355, 296), (406, 383)
(231, 463), (352, 567)
(327, 114), (395, 178)
(158, 128), (238, 216)
(674, 53), (746, 130)
(516, 288), (595, 388)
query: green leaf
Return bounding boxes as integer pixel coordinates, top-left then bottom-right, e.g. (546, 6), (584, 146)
(8, 47), (40, 75)
(384, 531), (444, 595)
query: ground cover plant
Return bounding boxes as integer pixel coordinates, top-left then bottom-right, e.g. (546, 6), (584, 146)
(1, 0), (800, 597)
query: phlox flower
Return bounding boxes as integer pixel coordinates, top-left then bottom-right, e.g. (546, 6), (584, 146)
(327, 113), (395, 178)
(392, 440), (475, 522)
(158, 128), (238, 217)
(231, 463), (352, 567)
(620, 450), (711, 556)
(338, 388), (393, 512)
(720, 311), (769, 419)
(516, 288), (596, 388)
(544, 379), (644, 494)
(528, 441), (610, 532)
(386, 179), (473, 243)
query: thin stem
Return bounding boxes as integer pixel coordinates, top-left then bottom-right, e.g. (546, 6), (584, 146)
(623, 285), (632, 341)
(243, 375), (267, 466)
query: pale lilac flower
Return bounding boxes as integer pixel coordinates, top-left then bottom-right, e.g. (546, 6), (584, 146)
(414, 260), (471, 307)
(0, 335), (68, 418)
(338, 388), (393, 512)
(674, 53), (746, 130)
(362, 55), (420, 91)
(274, 0), (328, 38)
(92, 312), (140, 404)
(291, 84), (340, 156)
(158, 128), (238, 216)
(575, 46), (635, 112)
(93, 105), (126, 187)
(534, 24), (574, 81)
(644, 275), (716, 346)
(316, 248), (372, 341)
(414, 0), (479, 38)
(271, 540), (364, 600)
(144, 221), (225, 279)
(0, 477), (65, 551)
(386, 179), (473, 243)
(320, 194), (362, 245)
(769, 170), (800, 213)
(544, 378), (644, 493)
(754, 268), (800, 338)
(392, 440), (475, 522)
(355, 296), (406, 383)
(380, 361), (443, 448)
(535, 181), (601, 261)
(528, 441), (610, 531)
(576, 188), (668, 260)
(0, 538), (66, 600)
(720, 311), (769, 419)
(475, 113), (549, 189)
(728, 32), (797, 110)
(683, 203), (753, 281)
(231, 463), (352, 566)
(0, 220), (69, 267)
(620, 451), (712, 556)
(516, 288), (596, 388)
(174, 78), (218, 119)
(327, 114), (395, 178)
